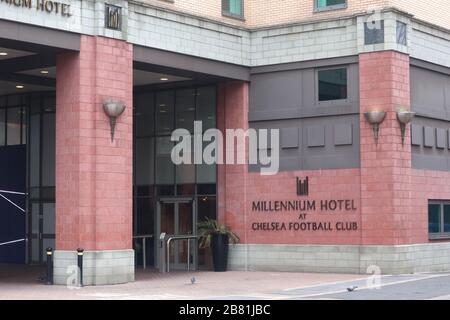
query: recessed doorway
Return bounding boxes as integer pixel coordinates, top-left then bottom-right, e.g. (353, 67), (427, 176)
(156, 198), (197, 271)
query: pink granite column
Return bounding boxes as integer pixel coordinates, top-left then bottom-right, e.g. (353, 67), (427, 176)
(359, 51), (421, 245)
(54, 35), (134, 285)
(217, 81), (249, 243)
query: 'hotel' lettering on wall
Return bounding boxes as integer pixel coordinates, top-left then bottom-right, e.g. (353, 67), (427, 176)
(0, 0), (72, 17)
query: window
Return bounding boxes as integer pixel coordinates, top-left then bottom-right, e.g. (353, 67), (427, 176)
(429, 201), (450, 239)
(318, 68), (348, 102)
(222, 0), (244, 19)
(133, 86), (217, 197)
(0, 108), (5, 146)
(105, 4), (122, 31)
(396, 21), (407, 45)
(7, 107), (22, 146)
(0, 99), (27, 147)
(364, 20), (385, 45)
(315, 0), (347, 11)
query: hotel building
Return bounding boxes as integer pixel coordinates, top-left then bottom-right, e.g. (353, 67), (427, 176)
(0, 0), (449, 285)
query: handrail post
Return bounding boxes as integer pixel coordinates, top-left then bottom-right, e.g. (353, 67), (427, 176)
(142, 237), (146, 270)
(194, 237), (198, 271)
(187, 238), (190, 272)
(132, 234), (154, 270)
(159, 233), (167, 273)
(167, 238), (171, 273)
(162, 235), (197, 273)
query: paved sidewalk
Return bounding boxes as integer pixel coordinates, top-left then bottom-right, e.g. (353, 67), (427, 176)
(306, 273), (450, 300)
(0, 265), (366, 300)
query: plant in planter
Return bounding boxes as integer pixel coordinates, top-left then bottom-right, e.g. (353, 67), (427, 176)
(198, 218), (240, 272)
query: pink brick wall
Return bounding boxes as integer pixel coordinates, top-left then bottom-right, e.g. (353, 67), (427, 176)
(217, 81), (250, 244)
(55, 36), (133, 251)
(359, 51), (421, 245)
(411, 169), (450, 244)
(54, 42), (449, 252)
(217, 81), (362, 245)
(218, 52), (450, 247)
(245, 170), (361, 245)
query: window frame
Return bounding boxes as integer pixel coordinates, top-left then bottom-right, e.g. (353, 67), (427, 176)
(314, 0), (347, 12)
(104, 3), (122, 31)
(222, 0), (245, 20)
(396, 21), (408, 46)
(429, 200), (450, 240)
(315, 66), (350, 105)
(364, 20), (385, 45)
(0, 95), (28, 147)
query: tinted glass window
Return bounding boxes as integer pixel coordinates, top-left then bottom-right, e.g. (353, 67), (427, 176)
(197, 87), (216, 132)
(155, 136), (174, 185)
(316, 0), (346, 9)
(137, 87), (217, 190)
(176, 89), (196, 133)
(318, 68), (348, 101)
(396, 21), (407, 45)
(223, 0), (243, 17)
(135, 93), (154, 137)
(7, 107), (22, 145)
(155, 91), (174, 136)
(365, 20), (385, 45)
(135, 137), (154, 187)
(444, 205), (450, 233)
(0, 108), (5, 146)
(428, 204), (441, 234)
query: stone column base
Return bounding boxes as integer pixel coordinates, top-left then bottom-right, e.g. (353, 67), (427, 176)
(53, 249), (135, 286)
(229, 243), (450, 275)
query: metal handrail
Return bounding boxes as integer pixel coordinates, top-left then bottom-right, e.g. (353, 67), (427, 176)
(166, 235), (197, 273)
(133, 234), (154, 269)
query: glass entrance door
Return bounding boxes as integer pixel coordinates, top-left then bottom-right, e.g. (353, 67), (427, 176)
(156, 198), (197, 270)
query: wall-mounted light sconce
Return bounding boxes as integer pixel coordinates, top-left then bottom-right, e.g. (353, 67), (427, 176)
(364, 110), (386, 145)
(396, 108), (416, 145)
(103, 100), (126, 142)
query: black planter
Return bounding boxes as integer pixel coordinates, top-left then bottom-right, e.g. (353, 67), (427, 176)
(211, 233), (229, 272)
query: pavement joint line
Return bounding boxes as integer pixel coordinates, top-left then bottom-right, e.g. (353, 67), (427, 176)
(193, 292), (286, 301)
(283, 273), (450, 299)
(282, 276), (371, 292)
(77, 293), (131, 298)
(119, 294), (192, 300)
(195, 294), (265, 300)
(429, 294), (450, 300)
(192, 278), (386, 300)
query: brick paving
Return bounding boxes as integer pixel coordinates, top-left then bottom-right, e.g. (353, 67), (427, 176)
(0, 265), (366, 300)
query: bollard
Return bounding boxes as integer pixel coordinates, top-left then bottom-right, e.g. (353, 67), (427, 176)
(159, 233), (167, 273)
(77, 248), (84, 287)
(46, 247), (53, 285)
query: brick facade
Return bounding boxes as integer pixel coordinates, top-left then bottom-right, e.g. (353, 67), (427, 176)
(219, 51), (449, 251)
(140, 0), (449, 29)
(244, 170), (361, 245)
(217, 82), (362, 246)
(359, 51), (416, 245)
(217, 81), (250, 243)
(220, 52), (450, 274)
(55, 35), (133, 251)
(247, 0), (389, 27)
(358, 51), (450, 248)
(391, 0), (450, 29)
